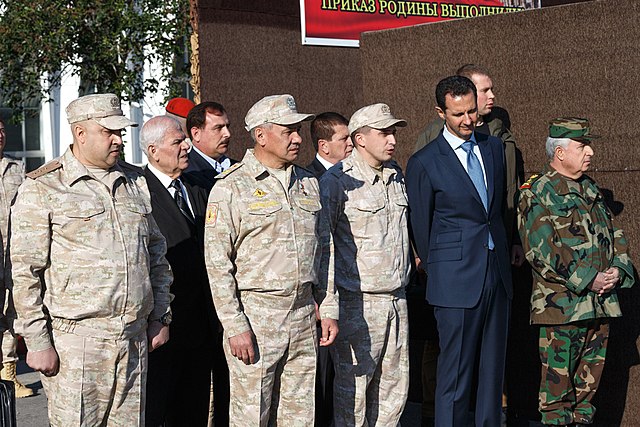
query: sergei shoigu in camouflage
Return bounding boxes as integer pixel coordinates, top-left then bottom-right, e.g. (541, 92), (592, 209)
(518, 117), (635, 426)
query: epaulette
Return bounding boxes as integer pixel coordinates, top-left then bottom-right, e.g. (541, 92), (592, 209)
(26, 160), (62, 179)
(215, 162), (243, 179)
(520, 174), (541, 190)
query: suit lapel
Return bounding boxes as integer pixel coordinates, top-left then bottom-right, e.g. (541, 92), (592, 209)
(144, 168), (193, 231)
(436, 135), (484, 208)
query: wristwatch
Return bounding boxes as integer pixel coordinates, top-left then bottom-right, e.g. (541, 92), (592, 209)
(159, 311), (172, 326)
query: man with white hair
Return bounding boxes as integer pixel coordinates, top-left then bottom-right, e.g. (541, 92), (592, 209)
(140, 115), (227, 426)
(518, 118), (635, 426)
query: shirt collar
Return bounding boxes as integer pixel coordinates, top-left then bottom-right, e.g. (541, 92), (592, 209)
(442, 125), (476, 151)
(316, 153), (334, 171)
(192, 145), (228, 171)
(146, 162), (177, 190)
(60, 146), (125, 186)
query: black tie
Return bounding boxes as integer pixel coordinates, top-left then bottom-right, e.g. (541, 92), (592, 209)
(170, 179), (194, 223)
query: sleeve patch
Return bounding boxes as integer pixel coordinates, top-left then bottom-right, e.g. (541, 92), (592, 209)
(205, 202), (219, 226)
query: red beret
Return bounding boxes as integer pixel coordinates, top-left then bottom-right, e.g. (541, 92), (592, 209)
(166, 98), (195, 118)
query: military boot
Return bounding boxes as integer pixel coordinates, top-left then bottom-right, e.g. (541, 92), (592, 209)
(1, 361), (35, 398)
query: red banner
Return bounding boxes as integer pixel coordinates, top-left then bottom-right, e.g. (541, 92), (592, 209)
(301, 0), (529, 47)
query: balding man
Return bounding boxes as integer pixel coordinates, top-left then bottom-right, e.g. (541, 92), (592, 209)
(10, 94), (173, 426)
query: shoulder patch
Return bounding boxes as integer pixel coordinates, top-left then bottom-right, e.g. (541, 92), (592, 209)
(520, 174), (541, 190)
(26, 160), (62, 179)
(215, 162), (243, 179)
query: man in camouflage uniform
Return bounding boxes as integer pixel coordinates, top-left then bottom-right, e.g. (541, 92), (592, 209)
(518, 118), (635, 426)
(10, 94), (173, 426)
(204, 94), (339, 426)
(319, 103), (411, 426)
(0, 118), (33, 397)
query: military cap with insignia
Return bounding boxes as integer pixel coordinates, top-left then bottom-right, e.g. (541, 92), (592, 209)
(66, 93), (138, 130)
(548, 117), (599, 142)
(348, 103), (407, 135)
(244, 94), (314, 131)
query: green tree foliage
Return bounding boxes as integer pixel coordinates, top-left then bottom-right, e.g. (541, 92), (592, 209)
(0, 0), (190, 112)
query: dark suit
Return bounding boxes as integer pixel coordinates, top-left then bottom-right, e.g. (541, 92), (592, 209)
(406, 131), (512, 426)
(306, 156), (328, 179)
(183, 150), (237, 191)
(143, 168), (229, 427)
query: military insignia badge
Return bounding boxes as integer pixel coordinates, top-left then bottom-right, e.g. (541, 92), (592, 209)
(287, 96), (296, 110)
(205, 203), (219, 226)
(381, 104), (391, 114)
(520, 174), (540, 190)
(253, 188), (267, 198)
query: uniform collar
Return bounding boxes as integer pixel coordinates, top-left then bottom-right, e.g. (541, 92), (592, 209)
(348, 146), (397, 185)
(60, 146), (125, 186)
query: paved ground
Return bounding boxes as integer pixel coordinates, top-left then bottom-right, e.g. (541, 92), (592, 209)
(13, 358), (423, 426)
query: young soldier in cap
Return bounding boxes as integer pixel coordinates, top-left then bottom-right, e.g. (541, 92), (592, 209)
(319, 103), (411, 426)
(10, 93), (173, 426)
(0, 118), (33, 398)
(518, 118), (635, 426)
(204, 94), (339, 426)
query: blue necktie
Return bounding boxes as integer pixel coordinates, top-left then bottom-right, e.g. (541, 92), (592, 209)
(461, 141), (494, 250)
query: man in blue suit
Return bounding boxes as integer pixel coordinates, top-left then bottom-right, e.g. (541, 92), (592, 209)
(406, 75), (512, 427)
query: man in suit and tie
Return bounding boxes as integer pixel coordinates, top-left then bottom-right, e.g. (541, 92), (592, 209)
(184, 101), (237, 190)
(307, 112), (353, 179)
(140, 115), (229, 426)
(406, 75), (513, 427)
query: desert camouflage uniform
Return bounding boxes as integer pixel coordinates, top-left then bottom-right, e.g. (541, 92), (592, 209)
(10, 147), (173, 426)
(518, 164), (635, 425)
(0, 156), (25, 362)
(319, 147), (411, 426)
(204, 149), (338, 427)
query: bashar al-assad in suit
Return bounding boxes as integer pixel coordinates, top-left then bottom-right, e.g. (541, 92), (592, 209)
(406, 76), (512, 427)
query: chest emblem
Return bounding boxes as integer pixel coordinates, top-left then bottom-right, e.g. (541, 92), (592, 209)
(253, 188), (267, 198)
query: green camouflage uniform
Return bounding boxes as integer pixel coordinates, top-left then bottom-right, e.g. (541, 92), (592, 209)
(518, 163), (635, 425)
(204, 149), (339, 426)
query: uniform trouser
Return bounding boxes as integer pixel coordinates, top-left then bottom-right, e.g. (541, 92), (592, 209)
(538, 319), (609, 425)
(224, 292), (317, 427)
(332, 291), (409, 427)
(42, 327), (148, 427)
(433, 251), (510, 427)
(1, 326), (18, 363)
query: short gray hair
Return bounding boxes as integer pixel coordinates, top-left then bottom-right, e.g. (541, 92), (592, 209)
(140, 115), (182, 156)
(250, 122), (273, 142)
(546, 137), (572, 160)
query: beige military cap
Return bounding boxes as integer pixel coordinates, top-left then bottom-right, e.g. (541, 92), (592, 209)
(66, 93), (138, 130)
(244, 94), (314, 131)
(348, 103), (407, 135)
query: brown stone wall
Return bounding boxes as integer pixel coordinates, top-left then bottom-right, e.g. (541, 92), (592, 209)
(198, 0), (363, 165)
(358, 0), (640, 423)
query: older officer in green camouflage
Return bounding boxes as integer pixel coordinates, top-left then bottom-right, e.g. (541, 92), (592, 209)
(10, 94), (173, 426)
(319, 103), (411, 426)
(204, 94), (339, 426)
(518, 118), (635, 426)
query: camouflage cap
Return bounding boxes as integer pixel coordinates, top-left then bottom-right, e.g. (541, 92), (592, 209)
(548, 117), (599, 142)
(348, 103), (407, 135)
(244, 94), (314, 131)
(66, 93), (137, 130)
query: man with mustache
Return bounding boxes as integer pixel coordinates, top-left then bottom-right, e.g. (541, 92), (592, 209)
(140, 115), (228, 427)
(10, 93), (173, 426)
(185, 101), (237, 190)
(518, 118), (635, 426)
(319, 103), (411, 426)
(204, 94), (339, 426)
